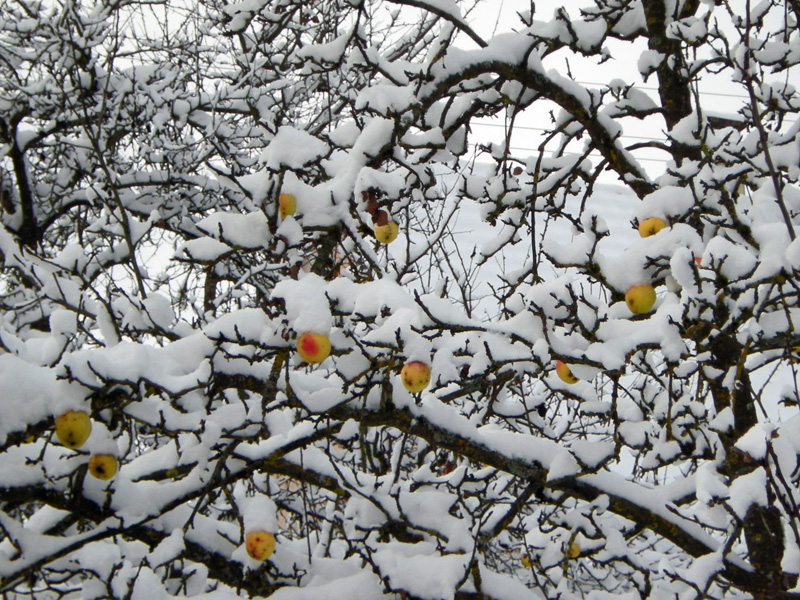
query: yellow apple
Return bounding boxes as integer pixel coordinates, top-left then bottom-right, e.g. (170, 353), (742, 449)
(638, 217), (666, 237)
(521, 554), (531, 568)
(245, 530), (276, 561)
(625, 284), (656, 314)
(555, 360), (578, 384)
(400, 361), (431, 393)
(54, 410), (92, 449)
(278, 193), (296, 219)
(88, 454), (118, 480)
(373, 220), (399, 244)
(296, 332), (331, 364)
(567, 542), (580, 559)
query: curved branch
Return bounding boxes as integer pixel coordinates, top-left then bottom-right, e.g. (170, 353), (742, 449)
(387, 0), (487, 49)
(411, 58), (656, 198)
(322, 398), (768, 591)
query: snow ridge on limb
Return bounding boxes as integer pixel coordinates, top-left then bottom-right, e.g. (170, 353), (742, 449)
(412, 54), (656, 197)
(323, 396), (761, 590)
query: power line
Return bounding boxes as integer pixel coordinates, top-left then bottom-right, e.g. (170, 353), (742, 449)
(470, 144), (671, 164)
(572, 79), (800, 101)
(575, 80), (753, 99)
(471, 118), (797, 146)
(471, 121), (657, 141)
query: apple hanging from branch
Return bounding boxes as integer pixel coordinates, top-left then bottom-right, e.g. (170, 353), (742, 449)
(625, 283), (656, 314)
(245, 531), (276, 561)
(296, 332), (331, 364)
(555, 360), (579, 384)
(637, 217), (666, 237)
(370, 209), (397, 244)
(567, 541), (581, 559)
(54, 410), (92, 449)
(373, 221), (398, 244)
(400, 361), (431, 393)
(88, 454), (118, 480)
(278, 193), (296, 220)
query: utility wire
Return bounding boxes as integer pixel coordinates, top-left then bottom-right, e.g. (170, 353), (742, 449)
(574, 80), (756, 99)
(472, 118), (797, 141)
(472, 121), (657, 141)
(469, 143), (672, 164)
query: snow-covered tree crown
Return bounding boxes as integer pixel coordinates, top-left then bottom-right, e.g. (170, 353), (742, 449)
(1, 0), (799, 599)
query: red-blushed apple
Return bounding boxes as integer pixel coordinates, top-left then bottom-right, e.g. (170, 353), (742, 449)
(296, 332), (331, 364)
(54, 410), (92, 449)
(88, 454), (117, 480)
(638, 217), (666, 237)
(555, 360), (578, 384)
(245, 531), (276, 561)
(625, 283), (656, 314)
(400, 361), (430, 393)
(373, 220), (398, 244)
(278, 193), (296, 219)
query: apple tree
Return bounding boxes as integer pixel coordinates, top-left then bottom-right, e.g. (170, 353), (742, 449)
(1, 0), (799, 599)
